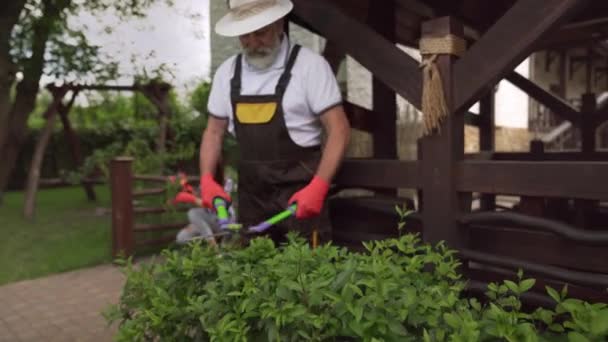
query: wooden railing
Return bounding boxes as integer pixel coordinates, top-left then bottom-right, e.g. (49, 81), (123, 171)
(110, 157), (190, 259)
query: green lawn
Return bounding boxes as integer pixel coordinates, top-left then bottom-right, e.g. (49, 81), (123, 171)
(0, 185), (113, 286)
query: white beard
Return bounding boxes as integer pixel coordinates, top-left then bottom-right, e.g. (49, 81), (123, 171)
(244, 37), (281, 70)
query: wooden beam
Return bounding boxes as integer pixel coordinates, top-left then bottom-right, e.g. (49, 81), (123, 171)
(342, 102), (374, 133)
(490, 151), (608, 161)
(419, 17), (470, 249)
(479, 91), (496, 211)
(334, 159), (421, 189)
(467, 225), (608, 274)
(577, 93), (598, 229)
(581, 92), (597, 152)
(369, 0), (398, 164)
(505, 71), (580, 125)
(322, 41), (345, 74)
(292, 0), (422, 109)
(453, 0), (589, 113)
(457, 160), (608, 200)
(536, 17), (608, 50)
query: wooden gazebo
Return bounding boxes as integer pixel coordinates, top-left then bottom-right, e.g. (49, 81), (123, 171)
(286, 0), (608, 305)
(109, 0), (608, 306)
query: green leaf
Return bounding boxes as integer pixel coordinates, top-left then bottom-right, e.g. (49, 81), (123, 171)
(590, 309), (608, 335)
(546, 286), (561, 303)
(519, 279), (536, 292)
(504, 280), (519, 294)
(470, 298), (482, 312)
(561, 284), (569, 299)
(567, 332), (590, 342)
(443, 313), (459, 329)
(388, 320), (408, 336)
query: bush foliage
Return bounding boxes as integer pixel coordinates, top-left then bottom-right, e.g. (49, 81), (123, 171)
(105, 232), (608, 341)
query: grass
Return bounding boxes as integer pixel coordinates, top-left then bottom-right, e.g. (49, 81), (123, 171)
(0, 185), (113, 286)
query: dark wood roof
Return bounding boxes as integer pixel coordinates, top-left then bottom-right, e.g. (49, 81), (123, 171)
(291, 0), (608, 51)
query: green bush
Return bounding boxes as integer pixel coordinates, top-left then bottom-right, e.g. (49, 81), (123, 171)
(105, 232), (608, 341)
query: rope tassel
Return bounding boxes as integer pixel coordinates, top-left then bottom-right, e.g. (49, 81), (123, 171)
(419, 34), (466, 136)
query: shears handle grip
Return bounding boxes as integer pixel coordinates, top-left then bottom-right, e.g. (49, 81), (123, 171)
(213, 197), (230, 226)
(248, 204), (297, 233)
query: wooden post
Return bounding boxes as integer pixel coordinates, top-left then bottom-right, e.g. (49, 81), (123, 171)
(479, 91), (495, 211)
(419, 17), (469, 248)
(576, 92), (597, 228)
(517, 140), (546, 217)
(111, 157), (135, 259)
(369, 0), (398, 196)
(581, 92), (596, 153)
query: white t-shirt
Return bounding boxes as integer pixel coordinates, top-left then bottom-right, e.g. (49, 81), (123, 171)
(207, 35), (342, 147)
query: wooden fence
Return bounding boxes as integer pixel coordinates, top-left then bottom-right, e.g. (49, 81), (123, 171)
(110, 157), (190, 258)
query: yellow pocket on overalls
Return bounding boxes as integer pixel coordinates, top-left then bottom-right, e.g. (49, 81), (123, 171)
(235, 102), (277, 124)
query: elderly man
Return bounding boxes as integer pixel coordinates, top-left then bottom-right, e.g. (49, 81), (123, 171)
(199, 0), (350, 245)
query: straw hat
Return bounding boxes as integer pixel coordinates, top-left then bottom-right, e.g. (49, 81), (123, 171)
(215, 0), (293, 37)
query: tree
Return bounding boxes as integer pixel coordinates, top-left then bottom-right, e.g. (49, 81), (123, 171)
(0, 0), (174, 202)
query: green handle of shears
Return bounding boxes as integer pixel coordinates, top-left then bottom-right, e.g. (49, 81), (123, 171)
(213, 197), (229, 223)
(267, 204), (297, 225)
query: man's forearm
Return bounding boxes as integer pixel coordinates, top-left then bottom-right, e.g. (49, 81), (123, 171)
(315, 120), (350, 182)
(199, 128), (224, 177)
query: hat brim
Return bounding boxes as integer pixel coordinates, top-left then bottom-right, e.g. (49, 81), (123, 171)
(215, 0), (293, 37)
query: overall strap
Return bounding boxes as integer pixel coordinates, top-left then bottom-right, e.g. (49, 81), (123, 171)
(275, 44), (301, 95)
(230, 54), (243, 98)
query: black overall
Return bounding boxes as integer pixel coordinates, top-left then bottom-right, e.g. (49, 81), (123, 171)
(230, 44), (331, 244)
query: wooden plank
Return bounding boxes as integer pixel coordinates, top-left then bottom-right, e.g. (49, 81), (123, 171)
(505, 72), (580, 125)
(292, 0), (422, 109)
(419, 17), (470, 248)
(536, 18), (608, 50)
(461, 248), (608, 290)
(133, 188), (165, 197)
(489, 151), (608, 161)
(395, 0), (434, 19)
(581, 93), (596, 152)
(453, 0), (589, 113)
(322, 40), (345, 74)
(134, 206), (190, 215)
(136, 235), (176, 248)
(326, 0), (421, 48)
(460, 211), (608, 246)
(464, 112), (480, 126)
(577, 93), (598, 229)
(369, 0), (398, 198)
(467, 225), (608, 274)
(458, 160), (608, 200)
(334, 159), (421, 189)
(134, 222), (187, 233)
(479, 92), (496, 210)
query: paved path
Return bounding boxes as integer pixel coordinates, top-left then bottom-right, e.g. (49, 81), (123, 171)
(0, 263), (125, 341)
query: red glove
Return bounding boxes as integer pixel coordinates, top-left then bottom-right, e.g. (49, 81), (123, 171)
(173, 191), (198, 205)
(200, 173), (231, 209)
(288, 176), (330, 219)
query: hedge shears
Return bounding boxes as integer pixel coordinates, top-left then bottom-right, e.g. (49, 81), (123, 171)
(213, 197), (297, 234)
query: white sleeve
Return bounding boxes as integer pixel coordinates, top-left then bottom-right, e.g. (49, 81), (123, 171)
(305, 55), (343, 115)
(206, 60), (232, 119)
